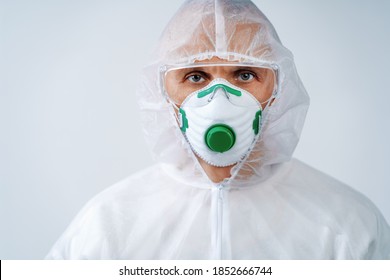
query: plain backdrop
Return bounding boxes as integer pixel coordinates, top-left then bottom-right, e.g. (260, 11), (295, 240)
(1, 0), (389, 259)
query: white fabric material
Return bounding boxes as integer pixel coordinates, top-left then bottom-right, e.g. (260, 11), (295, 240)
(46, 0), (390, 259)
(46, 160), (390, 259)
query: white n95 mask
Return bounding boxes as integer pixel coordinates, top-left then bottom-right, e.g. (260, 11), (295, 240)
(178, 78), (266, 167)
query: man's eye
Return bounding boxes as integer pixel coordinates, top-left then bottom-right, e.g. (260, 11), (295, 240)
(186, 74), (205, 83)
(238, 72), (255, 81)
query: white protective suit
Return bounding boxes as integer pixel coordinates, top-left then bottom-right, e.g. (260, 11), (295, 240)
(46, 0), (390, 259)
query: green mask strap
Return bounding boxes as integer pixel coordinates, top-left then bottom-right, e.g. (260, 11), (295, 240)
(252, 110), (262, 135)
(179, 108), (189, 132)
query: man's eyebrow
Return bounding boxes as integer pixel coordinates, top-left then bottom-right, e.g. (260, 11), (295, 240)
(174, 67), (208, 75)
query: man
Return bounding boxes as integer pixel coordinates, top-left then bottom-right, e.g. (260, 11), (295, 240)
(46, 0), (390, 259)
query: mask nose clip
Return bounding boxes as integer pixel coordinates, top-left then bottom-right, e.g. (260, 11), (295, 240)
(207, 86), (230, 103)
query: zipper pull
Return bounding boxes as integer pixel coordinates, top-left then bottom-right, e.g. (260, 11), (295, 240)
(217, 184), (224, 199)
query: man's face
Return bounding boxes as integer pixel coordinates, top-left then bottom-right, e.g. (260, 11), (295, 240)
(162, 57), (278, 182)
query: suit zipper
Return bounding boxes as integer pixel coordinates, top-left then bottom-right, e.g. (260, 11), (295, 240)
(212, 184), (224, 259)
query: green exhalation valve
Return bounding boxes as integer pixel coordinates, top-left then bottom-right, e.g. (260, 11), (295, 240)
(205, 124), (235, 153)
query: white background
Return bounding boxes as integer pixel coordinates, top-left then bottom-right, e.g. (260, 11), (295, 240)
(1, 0), (389, 259)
